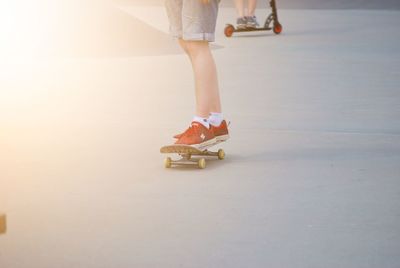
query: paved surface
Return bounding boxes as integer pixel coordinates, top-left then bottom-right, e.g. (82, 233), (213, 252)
(0, 2), (400, 268)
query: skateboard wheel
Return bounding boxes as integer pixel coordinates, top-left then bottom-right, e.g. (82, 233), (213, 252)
(198, 158), (206, 169)
(217, 149), (225, 160)
(273, 23), (282, 34)
(164, 157), (172, 168)
(224, 24), (235, 37)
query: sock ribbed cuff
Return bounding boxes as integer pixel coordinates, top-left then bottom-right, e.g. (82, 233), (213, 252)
(192, 116), (210, 128)
(208, 112), (223, 126)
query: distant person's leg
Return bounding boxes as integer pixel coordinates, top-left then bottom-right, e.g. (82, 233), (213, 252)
(247, 0), (257, 16)
(234, 0), (247, 29)
(235, 0), (245, 17)
(246, 0), (259, 28)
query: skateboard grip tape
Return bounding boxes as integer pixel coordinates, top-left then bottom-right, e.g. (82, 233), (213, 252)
(0, 213), (6, 234)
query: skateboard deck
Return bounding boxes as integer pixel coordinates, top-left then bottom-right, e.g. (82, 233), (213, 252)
(160, 143), (225, 169)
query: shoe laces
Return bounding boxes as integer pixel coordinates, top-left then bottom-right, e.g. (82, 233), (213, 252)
(182, 123), (200, 137)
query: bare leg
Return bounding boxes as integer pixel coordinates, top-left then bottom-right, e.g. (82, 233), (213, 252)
(179, 39), (221, 118)
(234, 0), (245, 17)
(248, 0), (257, 16)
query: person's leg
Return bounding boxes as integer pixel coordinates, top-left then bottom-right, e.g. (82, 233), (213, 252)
(180, 0), (221, 118)
(234, 0), (247, 29)
(170, 0), (228, 146)
(178, 39), (221, 118)
(246, 0), (259, 28)
(247, 0), (257, 16)
(172, 33), (228, 142)
(234, 0), (245, 17)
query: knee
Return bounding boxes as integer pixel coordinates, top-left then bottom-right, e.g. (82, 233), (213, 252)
(182, 40), (209, 58)
(178, 39), (190, 55)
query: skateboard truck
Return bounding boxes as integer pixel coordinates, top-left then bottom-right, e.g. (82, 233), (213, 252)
(161, 144), (225, 169)
(224, 0), (283, 37)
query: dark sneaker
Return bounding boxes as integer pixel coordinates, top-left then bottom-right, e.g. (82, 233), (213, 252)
(210, 120), (230, 142)
(236, 17), (247, 29)
(246, 16), (259, 28)
(175, 122), (216, 149)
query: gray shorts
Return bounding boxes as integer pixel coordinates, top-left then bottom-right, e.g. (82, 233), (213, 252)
(165, 0), (220, 42)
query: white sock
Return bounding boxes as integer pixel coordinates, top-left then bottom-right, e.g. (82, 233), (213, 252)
(192, 116), (210, 128)
(208, 112), (223, 126)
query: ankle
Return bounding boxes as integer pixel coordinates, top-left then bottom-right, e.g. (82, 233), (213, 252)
(208, 112), (224, 126)
(192, 115), (210, 128)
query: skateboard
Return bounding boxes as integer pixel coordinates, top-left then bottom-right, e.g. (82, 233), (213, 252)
(160, 143), (225, 169)
(224, 0), (282, 37)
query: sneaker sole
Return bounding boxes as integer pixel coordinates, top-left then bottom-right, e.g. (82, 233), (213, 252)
(215, 134), (230, 142)
(192, 137), (218, 150)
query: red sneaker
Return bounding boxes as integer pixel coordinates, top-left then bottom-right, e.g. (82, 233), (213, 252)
(175, 122), (216, 148)
(210, 120), (230, 142)
(174, 120), (230, 141)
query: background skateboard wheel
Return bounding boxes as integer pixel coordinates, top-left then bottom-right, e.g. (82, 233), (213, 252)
(198, 158), (206, 169)
(218, 149), (225, 160)
(224, 24), (235, 37)
(164, 157), (172, 168)
(273, 23), (282, 34)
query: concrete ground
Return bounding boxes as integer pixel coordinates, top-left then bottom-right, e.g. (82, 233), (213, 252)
(0, 2), (400, 268)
